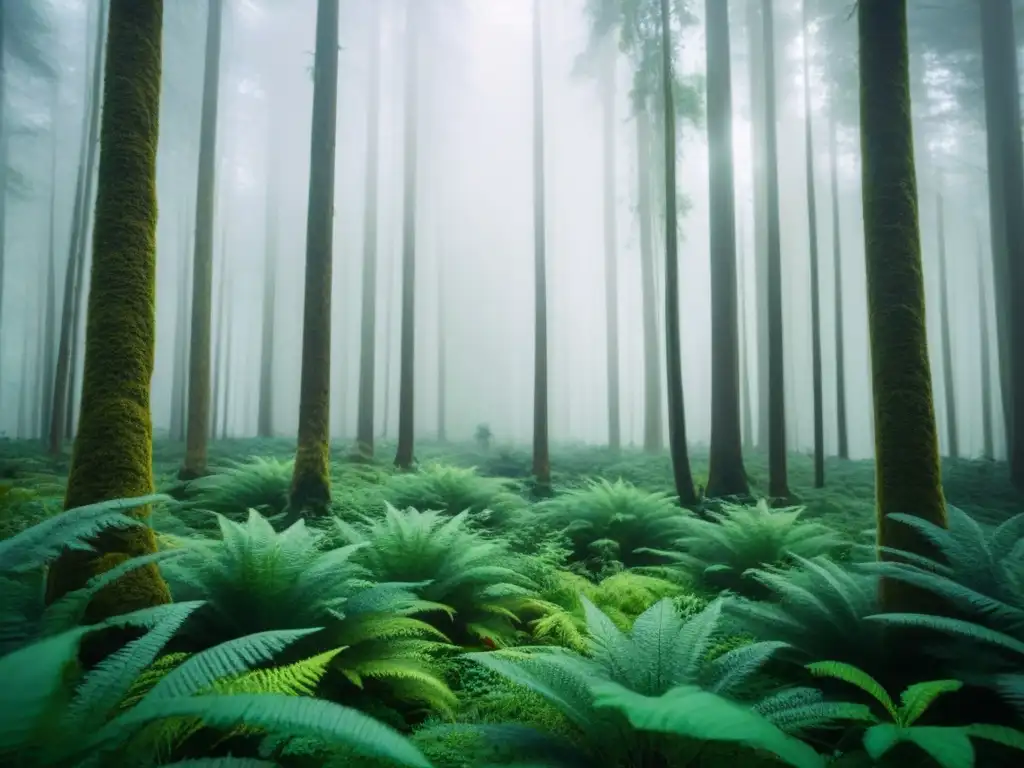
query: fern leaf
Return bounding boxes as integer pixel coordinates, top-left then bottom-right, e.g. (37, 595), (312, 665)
(866, 613), (1024, 656)
(807, 661), (898, 720)
(863, 724), (974, 768)
(591, 681), (826, 768)
(216, 648), (344, 697)
(898, 680), (962, 727)
(91, 694), (432, 767)
(962, 723), (1024, 751)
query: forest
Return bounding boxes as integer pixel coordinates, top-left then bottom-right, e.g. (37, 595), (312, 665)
(0, 0), (1023, 766)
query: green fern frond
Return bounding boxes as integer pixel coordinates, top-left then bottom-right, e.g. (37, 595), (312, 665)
(806, 661), (898, 719)
(217, 648), (344, 697)
(898, 680), (963, 726)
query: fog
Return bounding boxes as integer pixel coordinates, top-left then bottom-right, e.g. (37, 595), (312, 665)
(0, 0), (1007, 463)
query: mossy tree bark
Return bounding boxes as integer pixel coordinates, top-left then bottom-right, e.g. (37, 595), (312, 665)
(760, 0), (790, 499)
(394, 0), (420, 472)
(601, 33), (621, 454)
(45, 0), (170, 619)
(979, 0), (1024, 488)
(828, 97), (849, 460)
(659, 0), (697, 507)
(935, 184), (958, 459)
(290, 0), (339, 515)
(857, 0), (947, 613)
(180, 0), (223, 479)
(704, 0), (747, 498)
(977, 226), (995, 460)
(356, 0), (382, 457)
(531, 0), (551, 487)
(801, 0), (824, 488)
(636, 109), (663, 454)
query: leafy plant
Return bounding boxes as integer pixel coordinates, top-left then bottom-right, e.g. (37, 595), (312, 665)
(163, 509), (456, 715)
(384, 463), (524, 526)
(177, 456), (293, 522)
(807, 661), (1024, 767)
(642, 499), (846, 596)
(536, 478), (687, 570)
(333, 505), (548, 647)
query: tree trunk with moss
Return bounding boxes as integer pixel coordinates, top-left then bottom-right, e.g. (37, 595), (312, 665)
(181, 0), (223, 479)
(935, 185), (958, 459)
(977, 226), (995, 460)
(659, 0), (696, 506)
(530, 0), (551, 487)
(857, 0), (946, 613)
(760, 0), (790, 499)
(356, 0), (382, 457)
(979, 0), (1024, 488)
(394, 0), (420, 472)
(704, 0), (747, 498)
(290, 0), (339, 514)
(45, 0), (170, 619)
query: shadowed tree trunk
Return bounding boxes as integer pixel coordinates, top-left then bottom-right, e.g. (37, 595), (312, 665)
(979, 0), (1024, 489)
(636, 109), (663, 453)
(290, 0), (339, 514)
(660, 0), (697, 506)
(181, 0), (223, 479)
(977, 225), (995, 460)
(257, 128), (278, 439)
(704, 0), (747, 498)
(169, 203), (191, 441)
(531, 0), (551, 487)
(356, 0), (382, 457)
(45, 0), (171, 619)
(828, 95), (849, 459)
(394, 0), (420, 471)
(738, 216), (753, 450)
(761, 0), (790, 499)
(41, 121), (59, 439)
(746, 0), (770, 452)
(858, 0), (946, 614)
(935, 183), (958, 458)
(601, 33), (621, 453)
(802, 0), (824, 488)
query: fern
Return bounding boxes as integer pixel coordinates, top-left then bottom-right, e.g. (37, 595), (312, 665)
(383, 463), (524, 526)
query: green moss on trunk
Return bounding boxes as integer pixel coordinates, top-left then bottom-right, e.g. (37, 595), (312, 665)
(290, 0), (340, 517)
(45, 0), (170, 618)
(857, 0), (947, 613)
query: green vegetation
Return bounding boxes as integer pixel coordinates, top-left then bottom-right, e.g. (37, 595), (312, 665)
(1, 438), (1022, 766)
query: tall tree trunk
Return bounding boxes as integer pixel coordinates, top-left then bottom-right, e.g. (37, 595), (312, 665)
(437, 249), (447, 443)
(221, 278), (233, 440)
(290, 0), (339, 513)
(977, 225), (995, 460)
(979, 0), (1024, 488)
(380, 246), (397, 440)
(394, 0), (420, 471)
(660, 0), (697, 506)
(181, 0), (223, 479)
(41, 122), (60, 439)
(761, 0), (790, 499)
(935, 184), (958, 458)
(210, 223), (226, 440)
(45, 0), (171, 619)
(746, 0), (770, 452)
(828, 97), (849, 459)
(531, 0), (551, 486)
(858, 0), (946, 614)
(356, 0), (382, 456)
(738, 216), (754, 450)
(636, 110), (663, 453)
(704, 0), (747, 497)
(802, 0), (824, 487)
(256, 174), (276, 439)
(170, 202), (191, 441)
(601, 34), (621, 453)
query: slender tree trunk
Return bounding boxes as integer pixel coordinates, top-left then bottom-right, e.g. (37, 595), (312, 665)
(977, 225), (995, 460)
(170, 202), (191, 441)
(394, 0), (420, 471)
(858, 0), (946, 614)
(601, 34), (621, 453)
(705, 0), (747, 498)
(380, 246), (397, 440)
(531, 0), (551, 486)
(659, 0), (697, 506)
(257, 125), (278, 439)
(290, 0), (339, 513)
(801, 0), (824, 487)
(210, 223), (226, 440)
(221, 280), (233, 440)
(738, 216), (753, 451)
(828, 98), (849, 459)
(356, 0), (382, 457)
(761, 0), (790, 499)
(45, 0), (171, 619)
(746, 0), (770, 452)
(41, 123), (60, 439)
(979, 0), (1024, 489)
(181, 0), (223, 479)
(636, 110), (663, 453)
(935, 184), (958, 458)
